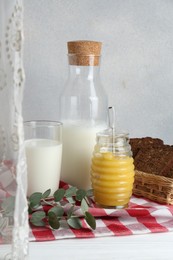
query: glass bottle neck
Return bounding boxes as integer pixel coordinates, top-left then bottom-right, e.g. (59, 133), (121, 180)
(67, 54), (101, 80)
(68, 65), (100, 80)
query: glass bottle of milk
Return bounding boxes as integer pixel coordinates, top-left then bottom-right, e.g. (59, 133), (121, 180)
(59, 40), (108, 189)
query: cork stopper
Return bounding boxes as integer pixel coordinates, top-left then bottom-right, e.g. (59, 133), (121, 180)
(67, 40), (102, 66)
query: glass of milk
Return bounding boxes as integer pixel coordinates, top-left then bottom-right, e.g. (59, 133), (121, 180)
(24, 121), (62, 197)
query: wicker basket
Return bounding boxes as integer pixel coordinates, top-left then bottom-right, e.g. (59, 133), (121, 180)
(133, 170), (173, 205)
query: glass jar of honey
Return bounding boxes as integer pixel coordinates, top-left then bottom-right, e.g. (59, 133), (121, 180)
(91, 129), (135, 208)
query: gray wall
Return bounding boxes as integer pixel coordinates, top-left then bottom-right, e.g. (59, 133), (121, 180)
(23, 0), (173, 144)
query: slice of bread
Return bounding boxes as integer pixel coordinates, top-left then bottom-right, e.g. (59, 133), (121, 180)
(130, 137), (164, 158)
(130, 137), (173, 178)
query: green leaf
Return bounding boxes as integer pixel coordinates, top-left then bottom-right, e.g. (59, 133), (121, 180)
(65, 186), (77, 197)
(42, 189), (51, 199)
(29, 192), (42, 208)
(67, 205), (74, 219)
(30, 211), (46, 227)
(66, 197), (75, 204)
(0, 216), (8, 231)
(48, 206), (64, 218)
(28, 205), (33, 214)
(48, 212), (60, 229)
(81, 198), (88, 213)
(54, 188), (66, 202)
(86, 189), (93, 197)
(85, 211), (96, 230)
(67, 217), (82, 229)
(2, 196), (15, 215)
(76, 189), (87, 201)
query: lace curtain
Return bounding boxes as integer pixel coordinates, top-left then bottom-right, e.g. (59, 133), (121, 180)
(0, 0), (28, 259)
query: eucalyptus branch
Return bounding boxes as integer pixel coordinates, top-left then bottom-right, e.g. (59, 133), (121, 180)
(28, 186), (96, 230)
(41, 199), (55, 207)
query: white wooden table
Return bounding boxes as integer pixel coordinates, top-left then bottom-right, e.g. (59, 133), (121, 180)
(1, 232), (173, 259)
(29, 232), (173, 260)
(0, 232), (173, 260)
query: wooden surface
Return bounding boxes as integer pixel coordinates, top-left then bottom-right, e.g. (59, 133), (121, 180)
(29, 232), (173, 260)
(1, 232), (173, 259)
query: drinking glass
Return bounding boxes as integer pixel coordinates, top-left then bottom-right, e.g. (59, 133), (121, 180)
(24, 120), (63, 197)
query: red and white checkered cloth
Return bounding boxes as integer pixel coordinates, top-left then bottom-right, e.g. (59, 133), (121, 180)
(29, 182), (173, 242)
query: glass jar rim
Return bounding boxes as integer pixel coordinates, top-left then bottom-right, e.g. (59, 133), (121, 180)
(24, 120), (63, 128)
(96, 129), (129, 138)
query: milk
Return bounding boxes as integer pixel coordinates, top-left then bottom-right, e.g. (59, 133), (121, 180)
(61, 124), (105, 189)
(25, 139), (62, 196)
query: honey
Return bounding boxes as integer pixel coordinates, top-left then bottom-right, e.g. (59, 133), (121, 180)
(91, 131), (135, 208)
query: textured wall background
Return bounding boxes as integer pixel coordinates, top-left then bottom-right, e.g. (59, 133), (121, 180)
(23, 0), (173, 144)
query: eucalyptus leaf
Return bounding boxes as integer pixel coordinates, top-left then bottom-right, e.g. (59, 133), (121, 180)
(81, 198), (88, 213)
(28, 205), (33, 214)
(48, 212), (60, 229)
(29, 192), (42, 208)
(54, 188), (66, 202)
(67, 217), (82, 229)
(48, 206), (64, 218)
(76, 189), (87, 201)
(65, 186), (77, 197)
(42, 189), (51, 199)
(66, 197), (75, 204)
(67, 205), (74, 219)
(30, 211), (46, 227)
(85, 211), (96, 230)
(0, 217), (8, 234)
(86, 189), (93, 197)
(1, 196), (15, 215)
